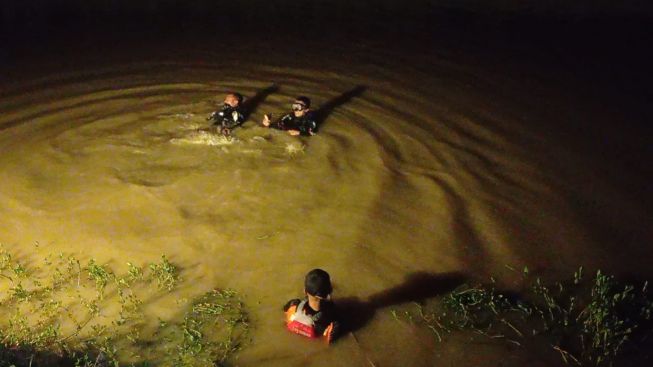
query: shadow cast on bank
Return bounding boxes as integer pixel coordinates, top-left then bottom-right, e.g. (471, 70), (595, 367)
(336, 271), (466, 336)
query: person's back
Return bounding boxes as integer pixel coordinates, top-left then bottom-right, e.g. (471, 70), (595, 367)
(283, 268), (340, 343)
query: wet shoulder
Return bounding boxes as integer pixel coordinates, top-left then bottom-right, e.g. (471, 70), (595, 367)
(283, 298), (302, 311)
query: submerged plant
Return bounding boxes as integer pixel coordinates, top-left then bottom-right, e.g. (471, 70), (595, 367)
(579, 271), (652, 366)
(87, 259), (112, 297)
(0, 245), (249, 367)
(149, 255), (179, 291)
(401, 267), (653, 367)
(157, 289), (249, 367)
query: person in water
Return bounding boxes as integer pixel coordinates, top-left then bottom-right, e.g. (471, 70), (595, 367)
(284, 268), (340, 343)
(262, 96), (317, 136)
(207, 92), (245, 136)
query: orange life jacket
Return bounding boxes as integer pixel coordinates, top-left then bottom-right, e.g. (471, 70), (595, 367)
(285, 300), (336, 341)
(285, 300), (317, 338)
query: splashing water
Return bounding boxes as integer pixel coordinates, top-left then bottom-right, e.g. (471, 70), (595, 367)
(171, 130), (236, 146)
(284, 142), (305, 156)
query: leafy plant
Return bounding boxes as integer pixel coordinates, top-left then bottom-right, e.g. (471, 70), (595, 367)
(0, 245), (249, 367)
(149, 255), (179, 291)
(158, 289), (249, 367)
(400, 267), (653, 366)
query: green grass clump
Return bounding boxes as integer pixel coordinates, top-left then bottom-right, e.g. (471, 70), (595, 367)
(149, 255), (178, 291)
(0, 244), (249, 367)
(399, 267), (652, 366)
(161, 289), (249, 367)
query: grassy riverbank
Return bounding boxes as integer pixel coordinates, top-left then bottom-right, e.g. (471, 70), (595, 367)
(0, 245), (249, 367)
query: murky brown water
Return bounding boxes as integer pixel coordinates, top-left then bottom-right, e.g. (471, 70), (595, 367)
(0, 34), (651, 366)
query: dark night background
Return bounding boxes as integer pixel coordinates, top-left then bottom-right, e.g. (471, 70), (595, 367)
(4, 0), (650, 178)
(2, 1), (652, 91)
(2, 1), (653, 49)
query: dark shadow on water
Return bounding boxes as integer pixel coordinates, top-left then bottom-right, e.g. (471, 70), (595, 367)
(241, 84), (279, 121)
(336, 271), (466, 335)
(312, 85), (367, 130)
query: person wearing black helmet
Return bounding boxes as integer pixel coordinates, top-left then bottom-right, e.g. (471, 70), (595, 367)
(207, 92), (245, 136)
(262, 96), (317, 136)
(283, 268), (340, 343)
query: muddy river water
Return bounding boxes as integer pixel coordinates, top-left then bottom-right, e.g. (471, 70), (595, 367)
(0, 32), (651, 366)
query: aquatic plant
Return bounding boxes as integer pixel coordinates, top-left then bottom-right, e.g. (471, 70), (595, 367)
(399, 267), (652, 366)
(0, 245), (249, 367)
(149, 255), (179, 291)
(163, 289), (249, 367)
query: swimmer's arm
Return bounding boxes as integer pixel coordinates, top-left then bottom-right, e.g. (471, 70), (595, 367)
(285, 116), (312, 136)
(264, 114), (292, 131)
(262, 114), (280, 128)
(207, 111), (218, 122)
(223, 110), (245, 129)
(325, 320), (341, 343)
(297, 118), (317, 136)
(262, 114), (272, 127)
(291, 129), (313, 137)
(314, 312), (341, 343)
(208, 110), (227, 126)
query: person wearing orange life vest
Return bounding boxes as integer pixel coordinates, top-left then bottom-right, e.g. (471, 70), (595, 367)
(283, 268), (341, 343)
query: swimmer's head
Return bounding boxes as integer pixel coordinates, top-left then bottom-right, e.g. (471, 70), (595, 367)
(292, 96), (311, 111)
(304, 268), (332, 299)
(224, 92), (243, 108)
(292, 96), (311, 116)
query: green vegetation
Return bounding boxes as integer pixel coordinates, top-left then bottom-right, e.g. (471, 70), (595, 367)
(398, 267), (652, 366)
(163, 290), (248, 367)
(0, 245), (249, 367)
(148, 256), (178, 291)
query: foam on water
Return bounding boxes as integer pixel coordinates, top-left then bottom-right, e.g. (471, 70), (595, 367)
(170, 130), (236, 146)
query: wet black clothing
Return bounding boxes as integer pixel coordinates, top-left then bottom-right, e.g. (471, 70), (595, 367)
(270, 113), (317, 136)
(284, 298), (341, 341)
(209, 105), (245, 130)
